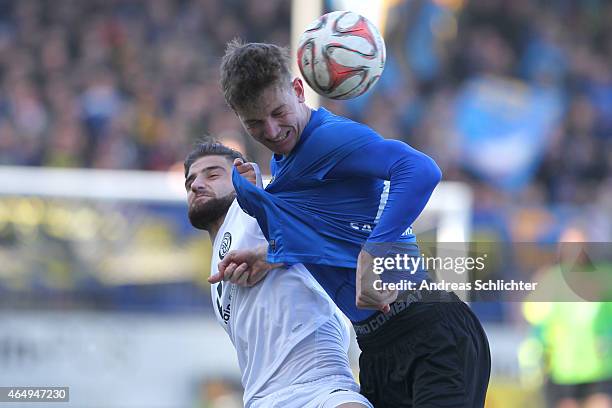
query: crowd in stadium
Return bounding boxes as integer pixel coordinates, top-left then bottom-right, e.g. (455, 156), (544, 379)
(1, 0), (609, 213)
(0, 0), (290, 170)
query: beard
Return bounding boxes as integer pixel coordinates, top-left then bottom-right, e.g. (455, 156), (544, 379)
(188, 191), (236, 230)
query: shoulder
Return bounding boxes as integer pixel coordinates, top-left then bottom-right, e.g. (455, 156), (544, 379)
(317, 108), (377, 133)
(308, 108), (382, 148)
(224, 200), (250, 226)
(222, 200), (267, 246)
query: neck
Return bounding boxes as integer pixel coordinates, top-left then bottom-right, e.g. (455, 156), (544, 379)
(206, 215), (226, 243)
(303, 104), (313, 127)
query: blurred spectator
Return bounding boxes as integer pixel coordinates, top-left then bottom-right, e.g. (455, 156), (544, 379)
(0, 0), (290, 170)
(522, 227), (612, 408)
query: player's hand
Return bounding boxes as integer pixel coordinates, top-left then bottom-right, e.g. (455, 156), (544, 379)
(210, 245), (282, 286)
(234, 158), (257, 186)
(355, 249), (398, 313)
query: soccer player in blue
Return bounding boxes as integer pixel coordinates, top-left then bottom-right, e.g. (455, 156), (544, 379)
(213, 40), (491, 407)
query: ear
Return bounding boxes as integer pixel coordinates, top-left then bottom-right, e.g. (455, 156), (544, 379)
(292, 77), (306, 103)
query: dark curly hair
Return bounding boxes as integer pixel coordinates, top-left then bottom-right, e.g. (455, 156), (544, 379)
(220, 39), (292, 111)
(184, 137), (245, 178)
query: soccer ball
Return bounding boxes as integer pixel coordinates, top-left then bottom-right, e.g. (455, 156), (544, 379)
(297, 11), (386, 100)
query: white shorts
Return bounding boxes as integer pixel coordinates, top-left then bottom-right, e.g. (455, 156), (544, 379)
(249, 375), (373, 408)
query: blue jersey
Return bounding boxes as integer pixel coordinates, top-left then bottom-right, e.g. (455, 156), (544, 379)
(233, 107), (441, 321)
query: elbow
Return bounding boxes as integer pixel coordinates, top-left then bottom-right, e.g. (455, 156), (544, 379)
(425, 155), (442, 188)
(410, 151), (442, 193)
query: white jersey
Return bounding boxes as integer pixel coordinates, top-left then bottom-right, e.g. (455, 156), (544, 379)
(210, 200), (357, 407)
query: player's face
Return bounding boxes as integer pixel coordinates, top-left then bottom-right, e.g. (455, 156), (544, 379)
(185, 155), (236, 229)
(236, 78), (309, 155)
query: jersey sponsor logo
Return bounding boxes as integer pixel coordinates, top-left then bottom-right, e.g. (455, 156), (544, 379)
(215, 282), (231, 324)
(350, 222), (373, 232)
(350, 222), (412, 235)
(219, 232), (232, 259)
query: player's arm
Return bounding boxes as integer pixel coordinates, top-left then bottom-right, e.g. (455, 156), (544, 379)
(210, 244), (283, 286)
(328, 138), (442, 312)
(329, 138), (441, 242)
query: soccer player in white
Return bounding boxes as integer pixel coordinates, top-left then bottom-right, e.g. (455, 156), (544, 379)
(184, 141), (373, 408)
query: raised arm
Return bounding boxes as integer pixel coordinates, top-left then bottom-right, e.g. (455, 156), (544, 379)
(328, 138), (442, 312)
(328, 138), (441, 245)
